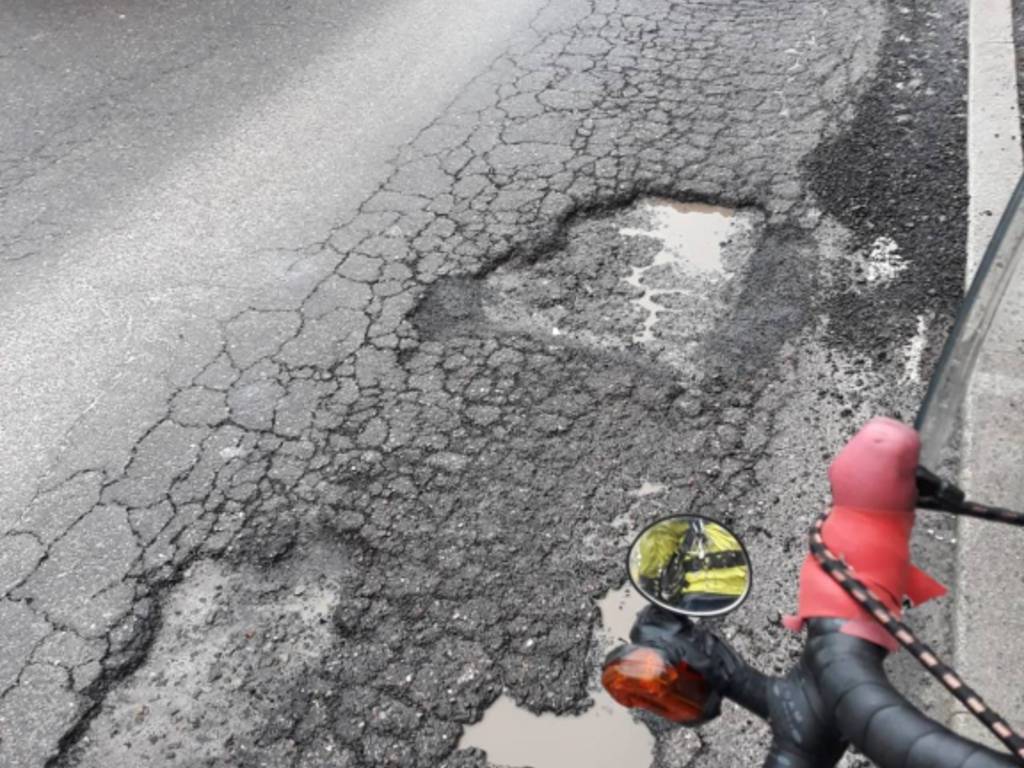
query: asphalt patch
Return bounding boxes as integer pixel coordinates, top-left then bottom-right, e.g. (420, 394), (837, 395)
(805, 0), (969, 372)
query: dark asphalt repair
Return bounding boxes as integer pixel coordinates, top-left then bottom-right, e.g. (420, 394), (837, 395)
(807, 0), (969, 369)
(0, 1), (970, 766)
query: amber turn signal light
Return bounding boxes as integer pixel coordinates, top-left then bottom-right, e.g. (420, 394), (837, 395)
(601, 645), (711, 724)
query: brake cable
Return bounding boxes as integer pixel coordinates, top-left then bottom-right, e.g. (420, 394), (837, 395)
(808, 467), (1024, 764)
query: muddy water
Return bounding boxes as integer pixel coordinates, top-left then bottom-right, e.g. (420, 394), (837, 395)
(621, 199), (737, 275)
(597, 581), (650, 646)
(620, 199), (745, 344)
(459, 584), (654, 768)
(477, 196), (761, 375)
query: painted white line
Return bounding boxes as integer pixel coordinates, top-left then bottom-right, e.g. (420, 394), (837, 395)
(953, 0), (1024, 743)
(902, 313), (929, 384)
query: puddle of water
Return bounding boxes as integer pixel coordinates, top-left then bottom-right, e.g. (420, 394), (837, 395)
(459, 584), (655, 768)
(619, 199), (742, 344)
(476, 197), (761, 363)
(621, 199), (736, 275)
(597, 582), (650, 646)
(459, 691), (652, 768)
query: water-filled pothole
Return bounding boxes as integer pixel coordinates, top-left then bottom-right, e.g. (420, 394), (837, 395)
(620, 199), (750, 344)
(459, 584), (654, 768)
(477, 197), (762, 376)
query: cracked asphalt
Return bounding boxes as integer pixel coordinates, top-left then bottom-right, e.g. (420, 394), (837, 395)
(0, 1), (968, 766)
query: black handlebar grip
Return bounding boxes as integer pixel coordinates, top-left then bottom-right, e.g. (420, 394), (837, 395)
(804, 621), (1017, 768)
(724, 662), (770, 720)
(761, 657), (847, 767)
(762, 744), (829, 768)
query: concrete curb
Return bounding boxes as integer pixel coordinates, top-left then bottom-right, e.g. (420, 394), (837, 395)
(953, 0), (1024, 747)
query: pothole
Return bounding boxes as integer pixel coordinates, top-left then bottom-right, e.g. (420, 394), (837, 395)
(474, 197), (763, 377)
(65, 545), (349, 766)
(459, 583), (655, 768)
(621, 200), (736, 276)
(619, 199), (750, 344)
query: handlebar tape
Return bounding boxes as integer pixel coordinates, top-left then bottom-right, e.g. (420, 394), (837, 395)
(805, 621), (1017, 768)
(756, 652), (847, 766)
(762, 745), (833, 768)
(724, 656), (770, 720)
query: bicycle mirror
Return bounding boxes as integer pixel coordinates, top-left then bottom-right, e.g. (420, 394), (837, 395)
(627, 515), (752, 618)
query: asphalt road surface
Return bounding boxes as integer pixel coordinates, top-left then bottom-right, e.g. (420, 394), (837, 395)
(0, 1), (968, 766)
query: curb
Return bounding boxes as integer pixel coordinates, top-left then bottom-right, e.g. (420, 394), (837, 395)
(953, 0), (1024, 746)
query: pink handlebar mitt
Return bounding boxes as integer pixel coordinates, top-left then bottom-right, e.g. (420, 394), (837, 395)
(782, 417), (947, 650)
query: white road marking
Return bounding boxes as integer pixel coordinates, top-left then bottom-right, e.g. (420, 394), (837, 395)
(902, 313), (929, 384)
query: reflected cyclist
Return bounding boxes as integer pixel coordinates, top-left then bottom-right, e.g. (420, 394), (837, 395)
(631, 518), (748, 614)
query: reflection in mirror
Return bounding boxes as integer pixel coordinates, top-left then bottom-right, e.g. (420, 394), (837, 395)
(627, 515), (751, 617)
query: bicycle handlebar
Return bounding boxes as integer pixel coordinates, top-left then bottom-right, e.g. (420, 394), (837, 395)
(612, 608), (1018, 768)
(606, 419), (1023, 765)
(804, 620), (1016, 768)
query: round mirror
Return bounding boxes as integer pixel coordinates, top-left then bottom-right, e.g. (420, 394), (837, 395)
(627, 515), (752, 617)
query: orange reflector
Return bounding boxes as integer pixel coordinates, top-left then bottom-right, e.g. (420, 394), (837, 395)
(601, 646), (710, 724)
